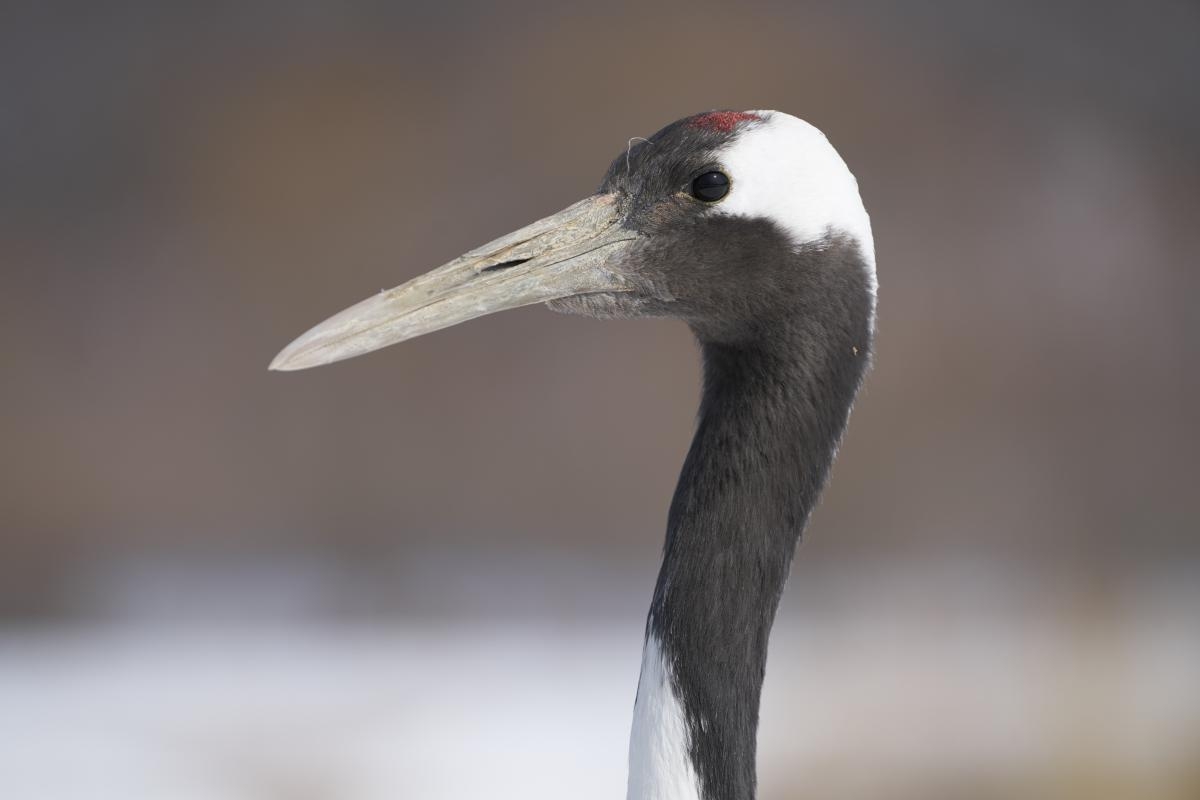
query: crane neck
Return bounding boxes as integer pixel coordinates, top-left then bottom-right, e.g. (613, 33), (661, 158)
(627, 247), (874, 800)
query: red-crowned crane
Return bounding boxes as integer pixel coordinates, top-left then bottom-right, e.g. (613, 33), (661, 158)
(272, 110), (876, 800)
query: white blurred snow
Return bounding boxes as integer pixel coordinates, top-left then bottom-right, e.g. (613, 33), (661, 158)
(2, 561), (1198, 799)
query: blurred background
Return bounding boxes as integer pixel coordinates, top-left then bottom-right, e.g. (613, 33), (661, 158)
(2, 1), (1198, 798)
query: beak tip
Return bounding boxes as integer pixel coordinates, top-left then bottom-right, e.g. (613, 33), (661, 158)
(268, 341), (319, 372)
(267, 353), (296, 372)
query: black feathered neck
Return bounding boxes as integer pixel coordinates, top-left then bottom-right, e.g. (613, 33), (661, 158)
(646, 237), (874, 800)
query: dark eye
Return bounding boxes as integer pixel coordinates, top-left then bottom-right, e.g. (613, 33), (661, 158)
(690, 171), (730, 202)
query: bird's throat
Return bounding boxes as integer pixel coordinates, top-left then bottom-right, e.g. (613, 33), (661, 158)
(628, 291), (873, 800)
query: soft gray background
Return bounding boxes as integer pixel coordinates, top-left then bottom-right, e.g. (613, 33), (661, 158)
(2, 2), (1197, 798)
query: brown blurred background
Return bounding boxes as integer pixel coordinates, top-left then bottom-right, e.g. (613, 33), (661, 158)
(1, 2), (1198, 799)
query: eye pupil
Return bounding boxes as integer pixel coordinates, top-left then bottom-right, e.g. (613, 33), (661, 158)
(691, 171), (730, 202)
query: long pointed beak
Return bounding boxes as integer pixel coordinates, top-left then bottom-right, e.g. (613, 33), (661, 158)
(269, 193), (634, 371)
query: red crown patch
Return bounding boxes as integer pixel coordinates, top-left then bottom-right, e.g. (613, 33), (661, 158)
(688, 111), (762, 133)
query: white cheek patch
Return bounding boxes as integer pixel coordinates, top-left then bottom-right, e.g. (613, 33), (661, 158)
(713, 111), (877, 295)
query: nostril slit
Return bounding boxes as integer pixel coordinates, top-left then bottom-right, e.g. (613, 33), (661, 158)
(481, 258), (531, 273)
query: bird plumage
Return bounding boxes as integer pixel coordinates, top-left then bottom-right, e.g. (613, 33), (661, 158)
(273, 110), (875, 800)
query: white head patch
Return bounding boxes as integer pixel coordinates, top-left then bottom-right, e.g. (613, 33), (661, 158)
(713, 111), (876, 295)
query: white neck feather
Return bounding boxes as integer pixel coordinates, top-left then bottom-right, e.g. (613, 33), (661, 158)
(626, 634), (702, 800)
